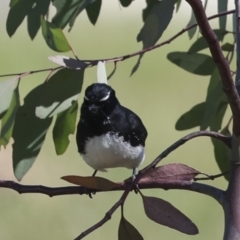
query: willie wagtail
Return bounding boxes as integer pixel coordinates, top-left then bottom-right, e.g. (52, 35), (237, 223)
(76, 83), (147, 180)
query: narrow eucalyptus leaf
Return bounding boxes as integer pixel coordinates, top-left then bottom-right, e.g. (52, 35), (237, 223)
(12, 85), (53, 181)
(86, 0), (102, 25)
(167, 52), (215, 75)
(218, 0), (227, 30)
(119, 0), (132, 7)
(201, 68), (227, 130)
(188, 29), (226, 53)
(138, 0), (176, 49)
(118, 216), (144, 240)
(221, 43), (234, 52)
(27, 0), (50, 39)
(52, 0), (83, 29)
(0, 87), (20, 147)
(53, 101), (78, 155)
(0, 77), (18, 118)
(6, 0), (34, 36)
(187, 10), (197, 39)
(176, 0), (181, 12)
(211, 138), (230, 181)
(175, 102), (205, 130)
(41, 18), (71, 52)
(35, 68), (84, 119)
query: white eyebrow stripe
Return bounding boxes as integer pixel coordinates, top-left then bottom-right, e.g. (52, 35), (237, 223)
(84, 96), (89, 101)
(100, 92), (110, 101)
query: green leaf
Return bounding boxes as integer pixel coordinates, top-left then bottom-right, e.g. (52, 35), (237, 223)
(210, 96), (229, 181)
(176, 0), (181, 12)
(6, 0), (34, 37)
(68, 0), (94, 31)
(130, 55), (143, 76)
(27, 0), (50, 39)
(12, 85), (53, 181)
(221, 43), (234, 52)
(211, 137), (230, 181)
(41, 18), (71, 52)
(200, 68), (227, 130)
(133, 0), (176, 74)
(52, 0), (83, 29)
(52, 0), (96, 30)
(167, 52), (215, 75)
(53, 101), (78, 155)
(218, 0), (227, 30)
(0, 77), (18, 119)
(86, 0), (102, 25)
(10, 0), (20, 7)
(210, 102), (228, 132)
(175, 102), (205, 130)
(187, 10), (197, 39)
(138, 0), (176, 49)
(188, 29), (226, 53)
(0, 87), (20, 147)
(233, 12), (236, 38)
(119, 0), (132, 7)
(118, 216), (143, 240)
(35, 68), (84, 118)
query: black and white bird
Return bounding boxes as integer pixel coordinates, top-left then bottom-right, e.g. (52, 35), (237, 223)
(76, 83), (147, 180)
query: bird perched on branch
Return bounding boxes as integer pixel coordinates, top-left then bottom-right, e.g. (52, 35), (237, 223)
(76, 83), (147, 180)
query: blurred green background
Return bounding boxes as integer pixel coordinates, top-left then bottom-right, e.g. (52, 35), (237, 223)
(0, 1), (234, 239)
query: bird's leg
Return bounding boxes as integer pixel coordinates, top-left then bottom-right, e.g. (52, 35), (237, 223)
(92, 170), (98, 177)
(86, 170), (98, 198)
(132, 167), (138, 181)
(132, 168), (138, 194)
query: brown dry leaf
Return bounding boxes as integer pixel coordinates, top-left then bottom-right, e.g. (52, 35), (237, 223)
(140, 163), (201, 183)
(142, 195), (198, 235)
(61, 175), (119, 191)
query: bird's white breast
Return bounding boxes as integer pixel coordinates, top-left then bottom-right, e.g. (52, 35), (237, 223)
(81, 133), (145, 171)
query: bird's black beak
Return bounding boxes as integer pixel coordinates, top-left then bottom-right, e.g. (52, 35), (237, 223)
(88, 104), (100, 114)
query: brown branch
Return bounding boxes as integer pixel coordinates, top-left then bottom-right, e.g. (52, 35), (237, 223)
(0, 130), (230, 239)
(0, 131), (230, 197)
(0, 179), (224, 204)
(0, 10), (235, 79)
(186, 0), (240, 136)
(0, 67), (62, 78)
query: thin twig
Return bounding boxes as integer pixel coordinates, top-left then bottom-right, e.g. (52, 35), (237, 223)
(139, 130), (231, 175)
(78, 10), (235, 64)
(194, 171), (230, 181)
(74, 184), (132, 240)
(0, 10), (235, 78)
(0, 67), (62, 78)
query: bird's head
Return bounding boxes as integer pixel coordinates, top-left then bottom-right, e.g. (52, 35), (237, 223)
(81, 83), (119, 118)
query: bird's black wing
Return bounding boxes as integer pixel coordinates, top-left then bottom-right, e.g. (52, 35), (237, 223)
(111, 105), (147, 147)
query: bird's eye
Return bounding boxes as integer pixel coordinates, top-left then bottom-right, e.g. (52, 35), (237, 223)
(84, 96), (89, 101)
(100, 91), (110, 102)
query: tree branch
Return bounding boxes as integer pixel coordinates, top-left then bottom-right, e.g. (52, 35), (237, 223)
(0, 130), (229, 239)
(186, 0), (240, 136)
(140, 130), (231, 175)
(0, 178), (225, 240)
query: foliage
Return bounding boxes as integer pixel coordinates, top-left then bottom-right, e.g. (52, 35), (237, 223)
(0, 0), (237, 239)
